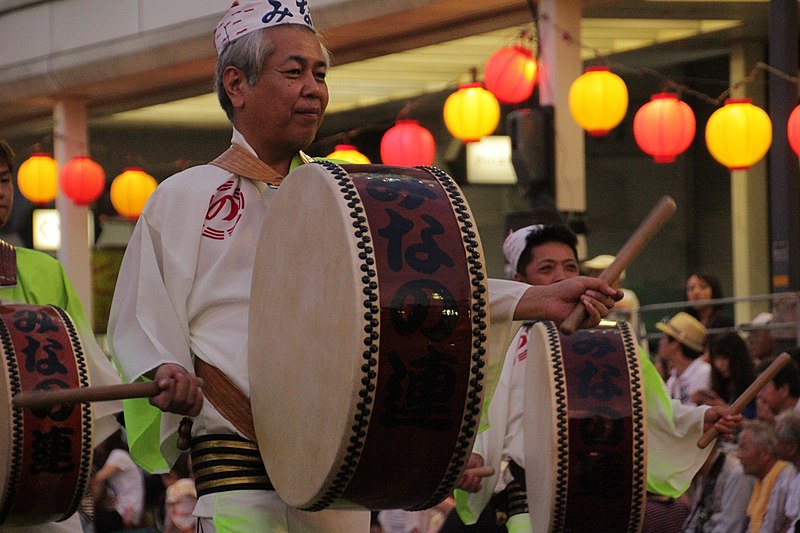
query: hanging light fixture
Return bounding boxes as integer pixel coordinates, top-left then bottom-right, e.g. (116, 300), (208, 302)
(788, 103), (800, 157)
(59, 156), (105, 205)
(483, 44), (538, 105)
(705, 98), (772, 170)
(110, 168), (157, 219)
(327, 144), (371, 164)
(568, 66), (629, 137)
(443, 82), (501, 143)
(17, 153), (57, 205)
(633, 93), (696, 164)
(380, 120), (436, 166)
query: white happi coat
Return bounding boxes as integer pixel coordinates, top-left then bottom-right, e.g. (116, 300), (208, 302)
(107, 130), (530, 531)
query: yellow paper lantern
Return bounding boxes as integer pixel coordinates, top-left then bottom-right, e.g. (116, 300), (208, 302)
(110, 168), (157, 219)
(705, 98), (772, 170)
(17, 153), (57, 204)
(443, 82), (500, 143)
(327, 144), (371, 164)
(568, 66), (629, 137)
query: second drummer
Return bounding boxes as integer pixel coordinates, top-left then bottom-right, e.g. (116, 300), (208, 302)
(454, 224), (742, 532)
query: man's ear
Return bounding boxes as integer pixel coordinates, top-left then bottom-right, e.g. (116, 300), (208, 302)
(512, 272), (525, 283)
(222, 66), (247, 109)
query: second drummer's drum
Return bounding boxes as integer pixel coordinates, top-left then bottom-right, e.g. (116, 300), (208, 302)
(249, 163), (490, 511)
(524, 320), (647, 532)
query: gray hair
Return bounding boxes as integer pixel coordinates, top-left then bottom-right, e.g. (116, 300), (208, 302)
(215, 26), (331, 121)
(775, 410), (800, 445)
(741, 419), (777, 451)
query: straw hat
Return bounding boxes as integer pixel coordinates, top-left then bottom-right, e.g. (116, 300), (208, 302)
(583, 254), (626, 282)
(655, 311), (706, 352)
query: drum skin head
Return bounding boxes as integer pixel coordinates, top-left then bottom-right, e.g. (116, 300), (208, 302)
(250, 163), (365, 508)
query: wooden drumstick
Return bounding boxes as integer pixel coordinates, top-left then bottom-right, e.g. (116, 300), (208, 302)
(560, 195), (678, 335)
(12, 378), (205, 409)
(697, 352), (792, 449)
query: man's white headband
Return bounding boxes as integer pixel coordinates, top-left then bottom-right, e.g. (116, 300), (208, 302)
(214, 0), (314, 56)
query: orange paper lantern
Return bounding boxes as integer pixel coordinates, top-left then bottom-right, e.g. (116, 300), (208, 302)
(633, 93), (696, 163)
(380, 120), (435, 166)
(60, 156), (105, 205)
(327, 144), (371, 164)
(17, 153), (57, 205)
(705, 98), (772, 170)
(110, 168), (157, 219)
(568, 66), (629, 137)
(484, 45), (538, 105)
(443, 82), (500, 143)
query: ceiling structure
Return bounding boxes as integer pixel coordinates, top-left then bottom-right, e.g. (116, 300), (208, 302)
(0, 0), (774, 135)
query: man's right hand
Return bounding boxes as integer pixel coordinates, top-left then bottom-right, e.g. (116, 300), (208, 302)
(456, 453), (494, 493)
(150, 363), (203, 416)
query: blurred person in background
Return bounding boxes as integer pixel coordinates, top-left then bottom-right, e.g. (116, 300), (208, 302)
(692, 332), (757, 419)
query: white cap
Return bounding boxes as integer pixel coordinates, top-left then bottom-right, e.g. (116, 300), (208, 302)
(503, 224), (545, 276)
(214, 0), (314, 56)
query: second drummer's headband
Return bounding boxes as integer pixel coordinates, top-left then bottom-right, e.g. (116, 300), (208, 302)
(214, 0), (315, 56)
(503, 224), (546, 278)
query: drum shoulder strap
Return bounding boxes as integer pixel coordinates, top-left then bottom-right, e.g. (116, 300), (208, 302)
(210, 144), (313, 186)
(0, 239), (17, 287)
(195, 357), (256, 441)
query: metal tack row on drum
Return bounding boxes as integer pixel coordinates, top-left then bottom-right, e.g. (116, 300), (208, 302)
(0, 304), (93, 527)
(249, 163), (490, 511)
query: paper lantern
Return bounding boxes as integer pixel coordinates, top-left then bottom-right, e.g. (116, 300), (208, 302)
(327, 144), (371, 164)
(60, 156), (105, 205)
(17, 153), (57, 204)
(380, 120), (436, 166)
(788, 103), (800, 156)
(705, 98), (772, 170)
(633, 93), (696, 163)
(443, 82), (501, 143)
(110, 168), (157, 219)
(484, 45), (538, 104)
(568, 66), (629, 137)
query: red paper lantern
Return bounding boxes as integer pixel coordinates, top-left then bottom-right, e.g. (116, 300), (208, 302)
(59, 156), (105, 205)
(380, 120), (436, 166)
(633, 93), (696, 163)
(788, 103), (800, 156)
(484, 45), (538, 105)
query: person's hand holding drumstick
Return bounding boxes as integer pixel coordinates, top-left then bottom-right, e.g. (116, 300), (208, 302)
(512, 276), (623, 329)
(147, 363), (204, 417)
(456, 453), (494, 493)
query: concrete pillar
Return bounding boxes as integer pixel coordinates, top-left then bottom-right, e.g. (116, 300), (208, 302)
(54, 98), (94, 324)
(729, 43), (770, 322)
(538, 0), (585, 212)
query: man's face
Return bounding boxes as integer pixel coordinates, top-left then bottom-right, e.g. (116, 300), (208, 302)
(657, 334), (678, 362)
(757, 381), (785, 416)
(517, 242), (579, 286)
(0, 160), (13, 227)
(232, 25), (329, 156)
(748, 330), (774, 360)
(736, 429), (767, 477)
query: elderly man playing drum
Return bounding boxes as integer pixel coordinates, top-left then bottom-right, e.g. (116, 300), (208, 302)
(107, 3), (620, 533)
(454, 224), (741, 533)
(0, 140), (123, 532)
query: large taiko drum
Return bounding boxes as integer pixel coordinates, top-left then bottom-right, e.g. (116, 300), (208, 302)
(249, 163), (490, 511)
(523, 320), (647, 533)
(0, 304), (93, 526)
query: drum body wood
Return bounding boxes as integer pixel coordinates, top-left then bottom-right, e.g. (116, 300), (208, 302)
(523, 320), (646, 532)
(0, 304), (93, 526)
(249, 163), (489, 511)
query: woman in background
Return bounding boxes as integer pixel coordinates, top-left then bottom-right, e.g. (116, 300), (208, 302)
(692, 332), (757, 419)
